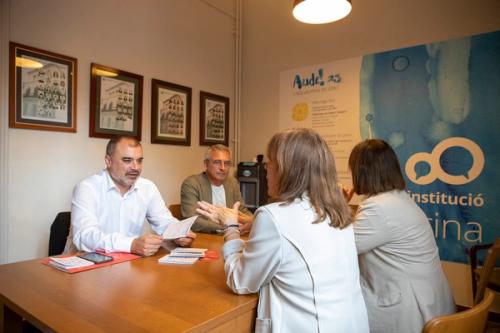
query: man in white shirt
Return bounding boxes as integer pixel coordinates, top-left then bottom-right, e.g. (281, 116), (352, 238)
(64, 136), (195, 256)
(181, 145), (253, 234)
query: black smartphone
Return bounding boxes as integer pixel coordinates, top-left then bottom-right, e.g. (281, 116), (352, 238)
(77, 252), (113, 264)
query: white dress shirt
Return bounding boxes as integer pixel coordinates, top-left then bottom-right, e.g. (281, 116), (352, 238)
(64, 169), (177, 253)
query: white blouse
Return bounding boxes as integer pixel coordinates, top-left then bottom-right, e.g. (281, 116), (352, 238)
(222, 197), (369, 333)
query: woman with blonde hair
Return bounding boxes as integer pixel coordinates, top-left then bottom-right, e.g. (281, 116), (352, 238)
(197, 128), (368, 333)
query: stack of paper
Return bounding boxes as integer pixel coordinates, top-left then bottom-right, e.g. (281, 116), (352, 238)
(48, 256), (94, 272)
(170, 248), (207, 258)
(158, 248), (207, 265)
(158, 256), (199, 265)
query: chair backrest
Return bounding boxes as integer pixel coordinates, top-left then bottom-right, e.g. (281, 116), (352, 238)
(168, 204), (183, 220)
(474, 238), (500, 305)
(48, 211), (71, 256)
(469, 242), (492, 298)
(421, 288), (495, 333)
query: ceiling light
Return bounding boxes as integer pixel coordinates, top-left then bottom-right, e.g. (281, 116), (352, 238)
(16, 57), (43, 69)
(293, 0), (352, 24)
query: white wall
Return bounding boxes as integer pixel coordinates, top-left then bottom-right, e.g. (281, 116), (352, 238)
(240, 0), (500, 160)
(0, 0), (237, 263)
(239, 0), (500, 308)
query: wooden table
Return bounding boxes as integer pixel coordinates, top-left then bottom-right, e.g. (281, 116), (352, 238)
(0, 234), (257, 333)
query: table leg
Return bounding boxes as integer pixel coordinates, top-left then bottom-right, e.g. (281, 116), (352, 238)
(2, 303), (24, 333)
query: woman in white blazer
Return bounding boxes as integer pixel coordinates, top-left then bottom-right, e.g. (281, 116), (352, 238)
(347, 139), (455, 333)
(197, 128), (369, 333)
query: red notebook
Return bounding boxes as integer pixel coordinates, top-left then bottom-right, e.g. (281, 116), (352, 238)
(42, 252), (141, 273)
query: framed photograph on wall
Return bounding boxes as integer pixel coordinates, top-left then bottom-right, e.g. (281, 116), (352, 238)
(89, 63), (143, 140)
(9, 42), (77, 132)
(151, 79), (192, 145)
(199, 91), (229, 146)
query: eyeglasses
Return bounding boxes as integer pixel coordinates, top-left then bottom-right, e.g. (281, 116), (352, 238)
(210, 159), (232, 167)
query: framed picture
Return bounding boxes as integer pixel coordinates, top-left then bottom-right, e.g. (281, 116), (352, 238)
(199, 91), (229, 146)
(151, 79), (192, 145)
(89, 63), (143, 140)
(9, 42), (77, 132)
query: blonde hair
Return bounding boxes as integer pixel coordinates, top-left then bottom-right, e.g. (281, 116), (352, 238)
(267, 128), (352, 228)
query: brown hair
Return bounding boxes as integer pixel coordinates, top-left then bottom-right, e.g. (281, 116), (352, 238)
(106, 136), (141, 156)
(348, 139), (406, 196)
(266, 128), (353, 229)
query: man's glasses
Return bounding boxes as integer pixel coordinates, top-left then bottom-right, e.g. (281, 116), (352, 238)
(210, 159), (232, 167)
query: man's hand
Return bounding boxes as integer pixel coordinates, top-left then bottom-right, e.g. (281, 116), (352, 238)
(174, 230), (196, 247)
(131, 234), (163, 256)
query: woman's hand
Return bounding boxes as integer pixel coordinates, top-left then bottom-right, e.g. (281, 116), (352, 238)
(238, 211), (253, 224)
(196, 201), (240, 226)
(237, 212), (253, 235)
(340, 184), (355, 202)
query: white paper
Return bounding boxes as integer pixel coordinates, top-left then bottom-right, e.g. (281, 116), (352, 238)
(162, 215), (198, 240)
(158, 254), (199, 265)
(169, 247), (207, 258)
(172, 248), (207, 254)
(49, 256), (94, 268)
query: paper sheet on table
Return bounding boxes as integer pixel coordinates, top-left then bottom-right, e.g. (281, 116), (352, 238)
(163, 215), (198, 240)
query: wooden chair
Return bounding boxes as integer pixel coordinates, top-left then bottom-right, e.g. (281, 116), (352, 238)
(168, 204), (183, 219)
(421, 288), (495, 333)
(471, 238), (500, 305)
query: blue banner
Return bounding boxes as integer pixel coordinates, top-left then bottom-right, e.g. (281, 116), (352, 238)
(359, 30), (500, 263)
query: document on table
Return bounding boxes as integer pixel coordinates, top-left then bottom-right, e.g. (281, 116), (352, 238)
(169, 247), (207, 258)
(158, 255), (199, 265)
(162, 215), (198, 240)
(43, 252), (141, 274)
(158, 247), (209, 265)
(48, 256), (95, 271)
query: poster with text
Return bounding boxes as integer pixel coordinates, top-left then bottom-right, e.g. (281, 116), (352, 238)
(279, 30), (500, 263)
(279, 57), (363, 184)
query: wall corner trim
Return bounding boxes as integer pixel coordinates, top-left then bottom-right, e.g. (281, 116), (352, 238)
(0, 0), (10, 264)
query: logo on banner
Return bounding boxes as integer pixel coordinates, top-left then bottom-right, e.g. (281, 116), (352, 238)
(292, 102), (309, 121)
(405, 137), (484, 185)
(292, 68), (342, 90)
